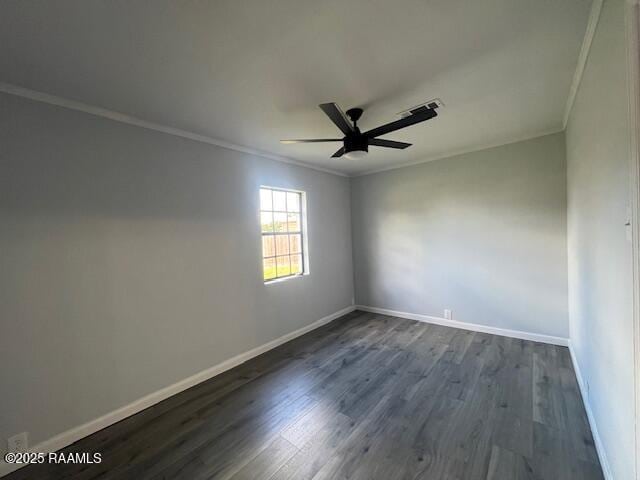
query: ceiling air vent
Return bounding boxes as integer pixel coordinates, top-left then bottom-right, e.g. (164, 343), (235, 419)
(398, 99), (444, 118)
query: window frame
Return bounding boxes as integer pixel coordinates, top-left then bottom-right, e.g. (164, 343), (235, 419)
(259, 186), (309, 284)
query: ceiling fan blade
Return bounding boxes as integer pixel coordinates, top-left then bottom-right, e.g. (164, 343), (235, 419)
(364, 109), (437, 139)
(319, 103), (354, 135)
(280, 139), (342, 144)
(331, 147), (346, 158)
(368, 138), (412, 149)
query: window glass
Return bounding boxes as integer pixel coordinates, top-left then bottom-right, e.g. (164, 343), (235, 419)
(290, 254), (303, 274)
(273, 212), (288, 233)
(286, 192), (300, 212)
(259, 188), (273, 211)
(262, 235), (275, 257)
(260, 212), (274, 233)
(276, 255), (291, 277)
(260, 187), (306, 282)
(263, 258), (277, 280)
(289, 234), (302, 254)
(273, 190), (287, 211)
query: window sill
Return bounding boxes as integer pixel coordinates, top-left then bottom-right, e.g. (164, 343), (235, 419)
(264, 273), (306, 285)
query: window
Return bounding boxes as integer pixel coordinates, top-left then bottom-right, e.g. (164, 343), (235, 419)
(260, 187), (307, 282)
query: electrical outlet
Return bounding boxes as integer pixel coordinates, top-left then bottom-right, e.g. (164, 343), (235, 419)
(7, 432), (28, 453)
(444, 309), (452, 320)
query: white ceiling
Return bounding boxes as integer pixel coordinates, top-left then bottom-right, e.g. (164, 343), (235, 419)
(0, 0), (592, 176)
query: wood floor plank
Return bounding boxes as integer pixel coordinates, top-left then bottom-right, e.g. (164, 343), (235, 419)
(531, 421), (604, 480)
(486, 445), (536, 480)
(270, 409), (355, 480)
(229, 436), (298, 480)
(532, 345), (566, 427)
(6, 311), (604, 480)
(558, 366), (599, 464)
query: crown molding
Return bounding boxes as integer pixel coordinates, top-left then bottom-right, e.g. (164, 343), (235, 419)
(0, 82), (348, 177)
(563, 0), (604, 128)
(353, 127), (564, 177)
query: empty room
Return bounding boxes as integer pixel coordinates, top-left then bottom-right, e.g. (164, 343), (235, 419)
(1, 0), (639, 479)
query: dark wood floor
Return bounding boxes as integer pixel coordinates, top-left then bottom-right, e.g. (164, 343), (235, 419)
(8, 311), (603, 480)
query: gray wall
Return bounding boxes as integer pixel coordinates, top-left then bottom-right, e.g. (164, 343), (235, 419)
(566, 0), (635, 478)
(0, 92), (354, 454)
(351, 132), (568, 338)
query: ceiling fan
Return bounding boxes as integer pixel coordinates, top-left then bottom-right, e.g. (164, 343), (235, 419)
(281, 102), (440, 159)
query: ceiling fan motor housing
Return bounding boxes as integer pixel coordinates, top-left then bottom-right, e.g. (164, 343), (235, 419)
(344, 132), (368, 154)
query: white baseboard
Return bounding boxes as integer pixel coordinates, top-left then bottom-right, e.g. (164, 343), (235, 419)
(0, 305), (356, 478)
(568, 342), (614, 480)
(355, 305), (569, 346)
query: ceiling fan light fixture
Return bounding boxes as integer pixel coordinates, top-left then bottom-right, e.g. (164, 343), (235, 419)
(344, 149), (368, 160)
